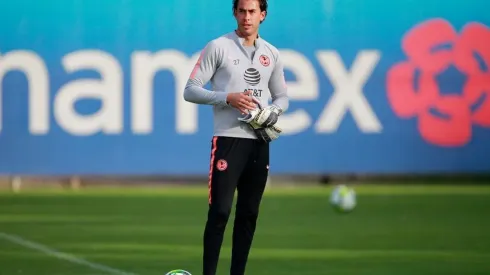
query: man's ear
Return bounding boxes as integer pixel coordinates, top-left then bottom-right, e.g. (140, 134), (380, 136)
(260, 11), (267, 23)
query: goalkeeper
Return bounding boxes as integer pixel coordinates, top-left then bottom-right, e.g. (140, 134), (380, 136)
(183, 2), (289, 273)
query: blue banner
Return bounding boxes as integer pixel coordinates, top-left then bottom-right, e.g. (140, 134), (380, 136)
(1, 0), (489, 175)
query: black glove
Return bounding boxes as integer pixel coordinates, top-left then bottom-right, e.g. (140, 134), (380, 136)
(252, 125), (282, 143)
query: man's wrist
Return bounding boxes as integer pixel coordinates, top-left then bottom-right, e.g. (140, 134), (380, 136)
(215, 92), (230, 107)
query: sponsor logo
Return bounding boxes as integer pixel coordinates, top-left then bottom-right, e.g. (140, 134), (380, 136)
(387, 18), (490, 147)
(244, 68), (261, 86)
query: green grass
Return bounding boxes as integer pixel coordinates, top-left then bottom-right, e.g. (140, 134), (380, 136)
(1, 184), (490, 275)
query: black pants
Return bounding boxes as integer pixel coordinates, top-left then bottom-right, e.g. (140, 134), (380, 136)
(203, 136), (269, 275)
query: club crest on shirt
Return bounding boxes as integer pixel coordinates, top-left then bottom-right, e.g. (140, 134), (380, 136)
(259, 54), (270, 67)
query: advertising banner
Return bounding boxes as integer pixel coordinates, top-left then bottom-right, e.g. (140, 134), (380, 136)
(1, 0), (489, 175)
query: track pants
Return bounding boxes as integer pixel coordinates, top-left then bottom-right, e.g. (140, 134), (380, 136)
(203, 136), (270, 275)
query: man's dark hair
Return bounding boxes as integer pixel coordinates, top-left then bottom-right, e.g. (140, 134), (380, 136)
(233, 0), (268, 23)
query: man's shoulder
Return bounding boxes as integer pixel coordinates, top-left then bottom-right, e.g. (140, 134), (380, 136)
(205, 32), (236, 49)
(259, 37), (281, 59)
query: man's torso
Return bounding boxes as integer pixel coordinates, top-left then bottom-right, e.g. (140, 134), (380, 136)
(210, 32), (279, 139)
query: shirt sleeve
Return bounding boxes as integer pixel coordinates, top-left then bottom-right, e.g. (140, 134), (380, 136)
(183, 41), (229, 107)
(268, 51), (289, 113)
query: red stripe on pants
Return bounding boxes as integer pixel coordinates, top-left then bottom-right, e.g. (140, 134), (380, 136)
(208, 136), (218, 204)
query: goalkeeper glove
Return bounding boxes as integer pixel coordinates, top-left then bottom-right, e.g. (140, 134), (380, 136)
(251, 104), (282, 128)
(237, 98), (282, 127)
(238, 101), (283, 143)
(252, 125), (282, 143)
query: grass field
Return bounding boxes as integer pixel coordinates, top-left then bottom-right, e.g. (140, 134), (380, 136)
(1, 184), (490, 275)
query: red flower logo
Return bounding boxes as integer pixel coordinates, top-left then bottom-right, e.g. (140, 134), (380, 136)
(387, 18), (490, 147)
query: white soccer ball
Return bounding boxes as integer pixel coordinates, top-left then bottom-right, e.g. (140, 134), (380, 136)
(329, 185), (357, 213)
(165, 270), (192, 275)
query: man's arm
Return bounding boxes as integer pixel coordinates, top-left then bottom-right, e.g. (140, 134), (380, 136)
(268, 51), (289, 113)
(183, 41), (229, 107)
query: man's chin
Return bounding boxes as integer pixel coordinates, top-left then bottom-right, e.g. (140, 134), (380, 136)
(238, 28), (255, 37)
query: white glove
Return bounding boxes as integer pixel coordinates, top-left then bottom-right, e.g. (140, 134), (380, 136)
(238, 102), (282, 128)
(238, 100), (283, 143)
(237, 96), (263, 126)
(253, 104), (282, 127)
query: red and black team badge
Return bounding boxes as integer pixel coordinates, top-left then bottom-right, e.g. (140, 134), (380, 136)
(216, 159), (228, 171)
(259, 54), (270, 67)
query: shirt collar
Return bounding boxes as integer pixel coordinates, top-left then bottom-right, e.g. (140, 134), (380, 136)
(233, 30), (262, 48)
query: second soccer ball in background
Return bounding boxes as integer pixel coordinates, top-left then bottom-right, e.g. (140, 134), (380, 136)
(329, 185), (357, 213)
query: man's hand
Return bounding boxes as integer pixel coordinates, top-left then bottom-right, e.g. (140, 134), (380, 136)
(226, 90), (258, 115)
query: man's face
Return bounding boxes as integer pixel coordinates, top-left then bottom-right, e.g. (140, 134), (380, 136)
(234, 0), (266, 37)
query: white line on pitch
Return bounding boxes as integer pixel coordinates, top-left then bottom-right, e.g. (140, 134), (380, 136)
(0, 232), (138, 275)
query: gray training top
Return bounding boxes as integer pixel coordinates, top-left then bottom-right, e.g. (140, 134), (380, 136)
(183, 31), (289, 139)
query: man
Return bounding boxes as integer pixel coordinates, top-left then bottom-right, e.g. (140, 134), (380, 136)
(183, 0), (289, 274)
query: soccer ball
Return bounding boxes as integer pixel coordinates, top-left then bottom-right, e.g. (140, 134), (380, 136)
(165, 270), (192, 275)
(329, 185), (356, 213)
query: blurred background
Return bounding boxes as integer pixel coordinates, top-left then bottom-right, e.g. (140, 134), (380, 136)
(0, 0), (490, 274)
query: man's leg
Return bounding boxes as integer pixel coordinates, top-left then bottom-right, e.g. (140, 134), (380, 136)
(203, 136), (250, 275)
(230, 140), (270, 275)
